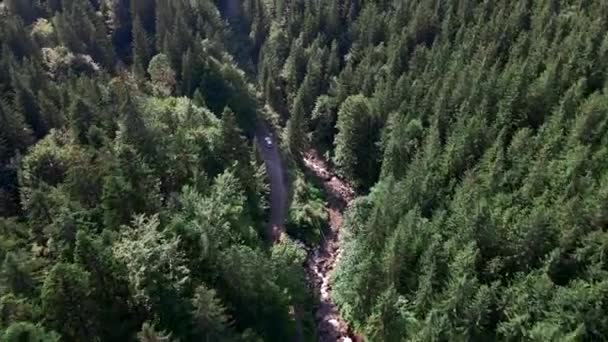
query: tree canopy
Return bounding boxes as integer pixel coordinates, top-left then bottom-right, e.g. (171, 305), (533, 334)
(2, 0), (608, 340)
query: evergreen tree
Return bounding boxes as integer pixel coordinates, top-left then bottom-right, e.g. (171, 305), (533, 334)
(5, 0), (37, 23)
(53, 0), (114, 67)
(0, 252), (35, 296)
(334, 94), (380, 188)
(11, 73), (46, 138)
(74, 231), (137, 341)
(41, 263), (99, 342)
(3, 0), (608, 340)
(3, 322), (60, 342)
(132, 15), (151, 80)
(148, 54), (176, 97)
(180, 48), (196, 96)
(69, 97), (96, 145)
(286, 91), (309, 155)
(218, 107), (248, 166)
(0, 98), (33, 161)
(137, 322), (175, 342)
(310, 95), (337, 152)
(113, 214), (191, 336)
(191, 285), (232, 340)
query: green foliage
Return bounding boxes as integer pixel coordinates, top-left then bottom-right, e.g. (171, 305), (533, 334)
(334, 94), (380, 189)
(101, 142), (161, 229)
(0, 99), (33, 162)
(148, 54), (176, 97)
(113, 214), (190, 315)
(137, 322), (175, 342)
(310, 95), (338, 153)
(3, 322), (60, 342)
(130, 17), (149, 79)
(271, 237), (315, 339)
(191, 284), (232, 340)
(0, 1), (303, 340)
(286, 175), (327, 245)
(0, 252), (36, 297)
(4, 0), (608, 340)
(52, 0), (114, 67)
(218, 244), (295, 341)
(74, 230), (137, 340)
(218, 107), (258, 201)
(304, 0), (608, 339)
(41, 263), (99, 341)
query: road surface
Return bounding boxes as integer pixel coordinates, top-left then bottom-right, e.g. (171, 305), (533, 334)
(255, 124), (361, 341)
(255, 123), (288, 242)
(255, 122), (305, 342)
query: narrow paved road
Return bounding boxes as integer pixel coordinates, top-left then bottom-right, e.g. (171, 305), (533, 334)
(255, 123), (305, 342)
(255, 124), (360, 342)
(255, 123), (288, 242)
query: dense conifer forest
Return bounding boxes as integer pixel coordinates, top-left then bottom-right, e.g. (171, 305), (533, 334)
(1, 0), (608, 341)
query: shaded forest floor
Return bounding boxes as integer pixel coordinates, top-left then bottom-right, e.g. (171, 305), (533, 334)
(302, 150), (362, 342)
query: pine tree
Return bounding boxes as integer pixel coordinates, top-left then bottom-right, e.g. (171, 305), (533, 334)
(102, 142), (161, 229)
(69, 97), (96, 145)
(41, 263), (99, 341)
(132, 15), (151, 80)
(106, 0), (132, 60)
(154, 0), (173, 52)
(5, 0), (37, 23)
(219, 245), (293, 341)
(113, 214), (191, 336)
(118, 92), (151, 156)
(148, 54), (176, 97)
(166, 6), (193, 71)
(286, 91), (309, 155)
(11, 73), (46, 139)
(0, 99), (33, 162)
(36, 88), (64, 131)
(310, 95), (338, 152)
(281, 36), (306, 106)
(53, 0), (115, 67)
(74, 231), (136, 341)
(130, 0), (156, 33)
(191, 285), (232, 340)
(334, 94), (380, 188)
(364, 286), (410, 342)
(218, 107), (248, 165)
(3, 322), (60, 342)
(101, 173), (134, 229)
(0, 252), (35, 296)
(137, 323), (174, 342)
(327, 40), (341, 77)
(180, 48), (195, 95)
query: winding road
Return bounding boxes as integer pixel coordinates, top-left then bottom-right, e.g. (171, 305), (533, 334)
(255, 123), (288, 242)
(216, 1), (359, 340)
(255, 123), (361, 342)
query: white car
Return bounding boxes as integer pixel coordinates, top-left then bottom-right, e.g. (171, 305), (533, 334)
(264, 136), (273, 148)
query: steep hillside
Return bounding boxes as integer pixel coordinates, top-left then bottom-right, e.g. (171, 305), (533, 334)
(2, 0), (608, 341)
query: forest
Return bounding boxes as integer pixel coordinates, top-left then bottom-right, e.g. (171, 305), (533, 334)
(1, 0), (608, 341)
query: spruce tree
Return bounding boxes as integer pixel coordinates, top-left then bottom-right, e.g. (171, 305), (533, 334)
(148, 54), (176, 97)
(132, 15), (151, 80)
(334, 94), (379, 188)
(3, 322), (60, 342)
(41, 263), (99, 341)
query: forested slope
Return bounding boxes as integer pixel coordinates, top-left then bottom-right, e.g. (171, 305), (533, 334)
(3, 0), (608, 341)
(0, 0), (311, 341)
(249, 0), (608, 340)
